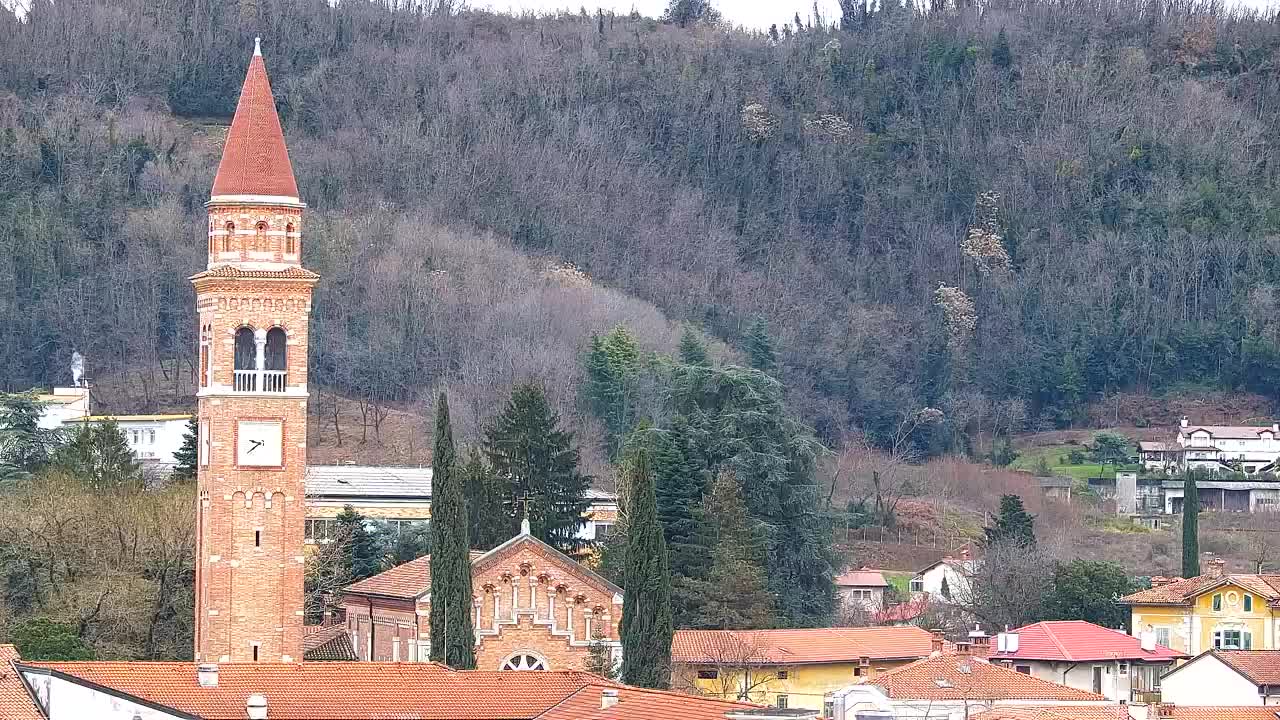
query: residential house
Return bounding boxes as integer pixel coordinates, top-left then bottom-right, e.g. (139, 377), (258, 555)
(304, 464), (618, 544)
(1139, 418), (1280, 477)
(910, 548), (976, 603)
(62, 413), (193, 468)
(972, 706), (1280, 719)
(10, 657), (761, 720)
(835, 568), (889, 612)
(827, 649), (1108, 720)
(1159, 650), (1280, 706)
(1121, 560), (1280, 655)
(339, 518), (622, 671)
(986, 620), (1186, 702)
(1162, 480), (1280, 514)
(670, 626), (936, 712)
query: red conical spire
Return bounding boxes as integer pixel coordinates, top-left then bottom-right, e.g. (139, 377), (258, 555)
(211, 39), (300, 200)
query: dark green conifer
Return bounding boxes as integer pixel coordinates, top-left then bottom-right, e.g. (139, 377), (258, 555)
(172, 418), (198, 481)
(984, 494), (1036, 548)
(1183, 472), (1200, 577)
(463, 448), (513, 551)
(620, 446), (673, 689)
(744, 317), (777, 373)
(429, 392), (476, 668)
(677, 326), (710, 367)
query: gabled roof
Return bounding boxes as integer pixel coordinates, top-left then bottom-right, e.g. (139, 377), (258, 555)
(471, 530), (623, 596)
(1120, 573), (1280, 605)
(875, 595), (930, 624)
(989, 621), (1186, 663)
(1181, 425), (1277, 440)
(835, 568), (888, 588)
(1162, 649), (1280, 687)
(0, 646), (41, 720)
(971, 707), (1131, 720)
(868, 654), (1104, 701)
(210, 43), (300, 200)
(536, 683), (758, 720)
(16, 661), (620, 720)
(670, 626), (934, 666)
(301, 625), (356, 661)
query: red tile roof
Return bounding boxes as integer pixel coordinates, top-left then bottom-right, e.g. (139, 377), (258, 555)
(875, 595), (930, 624)
(835, 568), (889, 587)
(301, 625), (356, 661)
(989, 621), (1186, 663)
(190, 265), (320, 281)
(1121, 573), (1280, 605)
(868, 654), (1105, 701)
(971, 707), (1131, 720)
(344, 550), (487, 600)
(17, 661), (621, 720)
(536, 684), (758, 720)
(211, 47), (299, 199)
(1192, 650), (1280, 685)
(671, 626), (934, 666)
(0, 646), (41, 720)
(1159, 708), (1280, 719)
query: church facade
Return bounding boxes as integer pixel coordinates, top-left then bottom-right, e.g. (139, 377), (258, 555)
(192, 40), (317, 663)
(340, 523), (624, 671)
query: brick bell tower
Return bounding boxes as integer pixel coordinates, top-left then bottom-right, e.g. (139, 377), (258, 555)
(192, 38), (316, 663)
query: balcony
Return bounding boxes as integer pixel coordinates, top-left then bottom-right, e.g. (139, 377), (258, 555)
(234, 369), (287, 393)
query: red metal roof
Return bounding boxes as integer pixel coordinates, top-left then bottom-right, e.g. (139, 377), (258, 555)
(210, 47), (300, 199)
(671, 626), (934, 665)
(989, 621), (1187, 663)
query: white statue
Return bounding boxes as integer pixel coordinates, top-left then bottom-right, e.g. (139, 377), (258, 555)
(70, 350), (84, 387)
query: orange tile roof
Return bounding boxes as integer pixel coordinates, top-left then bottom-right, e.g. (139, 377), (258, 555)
(971, 707), (1131, 720)
(535, 683), (759, 720)
(190, 265), (320, 281)
(0, 646), (41, 720)
(868, 654), (1105, 701)
(301, 625), (356, 661)
(835, 568), (888, 587)
(1121, 574), (1280, 605)
(211, 46), (299, 199)
(17, 661), (619, 720)
(671, 626), (934, 666)
(1176, 650), (1280, 685)
(345, 554), (433, 598)
(1160, 708), (1280, 719)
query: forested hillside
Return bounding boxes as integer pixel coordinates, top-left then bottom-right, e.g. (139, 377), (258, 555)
(3, 0), (1280, 457)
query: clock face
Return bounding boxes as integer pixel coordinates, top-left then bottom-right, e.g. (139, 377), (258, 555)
(237, 420), (283, 467)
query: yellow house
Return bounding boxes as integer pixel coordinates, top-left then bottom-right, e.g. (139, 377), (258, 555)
(670, 626), (936, 712)
(1121, 559), (1280, 655)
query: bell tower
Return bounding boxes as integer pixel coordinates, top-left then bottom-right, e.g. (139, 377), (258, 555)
(192, 39), (316, 663)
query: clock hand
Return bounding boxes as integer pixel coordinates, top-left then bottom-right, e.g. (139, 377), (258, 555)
(248, 439), (263, 453)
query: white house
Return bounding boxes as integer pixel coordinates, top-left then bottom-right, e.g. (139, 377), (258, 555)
(1141, 418), (1280, 477)
(1160, 650), (1280, 706)
(910, 548), (976, 604)
(62, 413), (192, 467)
(834, 567), (888, 612)
(34, 386), (90, 429)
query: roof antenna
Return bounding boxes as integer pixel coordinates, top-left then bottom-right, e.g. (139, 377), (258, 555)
(254, 37), (262, 57)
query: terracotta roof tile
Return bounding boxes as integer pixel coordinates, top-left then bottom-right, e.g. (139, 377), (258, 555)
(989, 621), (1186, 662)
(1160, 708), (1280, 719)
(344, 551), (487, 600)
(1181, 425), (1277, 440)
(869, 654), (1104, 701)
(301, 625), (356, 661)
(17, 661), (618, 720)
(1211, 650), (1280, 685)
(971, 707), (1131, 720)
(1122, 574), (1280, 605)
(211, 48), (299, 199)
(535, 684), (758, 720)
(190, 265), (320, 281)
(835, 568), (889, 587)
(0, 646), (41, 720)
(671, 626), (934, 665)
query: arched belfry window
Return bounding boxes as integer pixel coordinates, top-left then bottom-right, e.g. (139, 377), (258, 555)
(285, 223), (296, 255)
(234, 327), (256, 371)
(265, 328), (287, 371)
(223, 222), (234, 253)
(255, 221), (268, 252)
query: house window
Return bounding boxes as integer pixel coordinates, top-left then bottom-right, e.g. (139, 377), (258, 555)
(1015, 665), (1031, 674)
(1213, 629), (1252, 649)
(776, 695), (788, 709)
(777, 670), (789, 680)
(853, 667), (863, 677)
(910, 579), (924, 592)
(1155, 628), (1170, 647)
(824, 701), (835, 718)
(304, 518), (339, 543)
(1212, 594), (1223, 611)
(595, 522), (615, 541)
(697, 669), (718, 680)
(1120, 662), (1129, 675)
(1245, 595), (1254, 612)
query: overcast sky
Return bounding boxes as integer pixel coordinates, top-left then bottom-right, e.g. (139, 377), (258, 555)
(478, 0), (846, 30)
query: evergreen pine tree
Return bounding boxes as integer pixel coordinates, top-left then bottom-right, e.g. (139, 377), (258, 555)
(336, 505), (381, 581)
(429, 393), (476, 669)
(583, 326), (641, 458)
(172, 417), (198, 481)
(620, 446), (673, 689)
(700, 471), (775, 629)
(743, 317), (777, 373)
(677, 326), (710, 366)
(463, 448), (513, 551)
(53, 419), (141, 489)
(1183, 472), (1200, 577)
(485, 384), (591, 554)
(984, 494), (1036, 548)
(0, 391), (58, 482)
(992, 28), (1013, 69)
(650, 417), (712, 627)
(770, 448), (837, 627)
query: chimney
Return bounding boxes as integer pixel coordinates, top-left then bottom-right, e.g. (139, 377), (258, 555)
(959, 545), (971, 561)
(197, 663), (219, 688)
(1180, 416), (1189, 429)
(247, 693), (268, 720)
(1207, 557), (1226, 579)
(930, 629), (945, 655)
(1141, 630), (1157, 652)
(968, 625), (990, 657)
(601, 689), (619, 710)
(1149, 575), (1169, 587)
(955, 640), (972, 657)
(1272, 423), (1279, 434)
(1156, 703), (1175, 718)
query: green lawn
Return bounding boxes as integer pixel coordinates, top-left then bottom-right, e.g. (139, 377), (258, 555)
(1009, 445), (1138, 481)
(882, 570), (914, 594)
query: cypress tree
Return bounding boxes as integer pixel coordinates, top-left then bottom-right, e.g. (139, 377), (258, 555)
(172, 417), (198, 481)
(743, 317), (777, 373)
(485, 384), (591, 554)
(620, 446), (673, 689)
(984, 494), (1036, 548)
(1183, 472), (1200, 577)
(429, 392), (476, 668)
